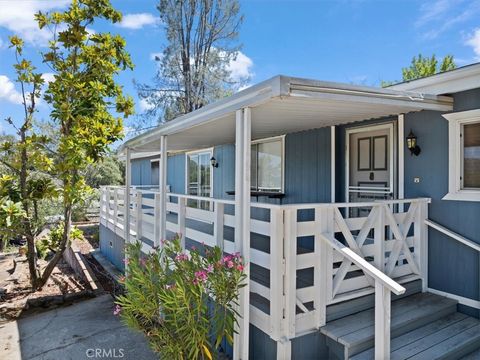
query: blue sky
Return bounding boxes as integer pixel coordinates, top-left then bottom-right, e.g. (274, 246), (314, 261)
(1, 0), (479, 138)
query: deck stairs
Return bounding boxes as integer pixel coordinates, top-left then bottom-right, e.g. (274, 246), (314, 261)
(320, 281), (480, 360)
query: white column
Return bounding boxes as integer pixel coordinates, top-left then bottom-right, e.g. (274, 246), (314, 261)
(331, 125), (336, 203)
(375, 281), (391, 360)
(233, 108), (251, 360)
(398, 114), (405, 212)
(158, 135), (167, 246)
(124, 147), (132, 244)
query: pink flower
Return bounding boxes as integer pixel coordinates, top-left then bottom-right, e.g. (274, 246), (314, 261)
(206, 264), (214, 273)
(113, 305), (122, 316)
(194, 270), (208, 283)
(222, 255), (232, 264)
(227, 261), (234, 269)
(175, 253), (188, 261)
(236, 264), (244, 271)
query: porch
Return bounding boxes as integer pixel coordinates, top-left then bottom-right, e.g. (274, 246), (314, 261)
(100, 186), (430, 358)
(106, 76), (469, 359)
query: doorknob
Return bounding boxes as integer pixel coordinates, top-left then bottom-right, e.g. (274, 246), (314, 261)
(369, 172), (374, 180)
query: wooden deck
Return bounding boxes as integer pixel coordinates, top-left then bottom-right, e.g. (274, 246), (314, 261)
(321, 292), (480, 360)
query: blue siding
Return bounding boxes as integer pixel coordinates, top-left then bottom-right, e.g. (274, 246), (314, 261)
(284, 128), (332, 204)
(167, 153), (186, 193)
(404, 89), (480, 318)
(213, 144), (236, 200)
(99, 224), (125, 271)
(131, 156), (157, 186)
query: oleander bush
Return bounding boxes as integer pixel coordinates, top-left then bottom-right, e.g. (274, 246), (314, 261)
(115, 236), (246, 360)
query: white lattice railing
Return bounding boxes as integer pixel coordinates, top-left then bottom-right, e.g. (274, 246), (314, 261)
(99, 186), (430, 359)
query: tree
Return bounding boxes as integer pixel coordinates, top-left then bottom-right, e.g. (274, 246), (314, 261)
(382, 54), (457, 87)
(28, 0), (134, 289)
(83, 155), (124, 188)
(402, 54), (456, 81)
(137, 0), (245, 124)
(0, 36), (56, 282)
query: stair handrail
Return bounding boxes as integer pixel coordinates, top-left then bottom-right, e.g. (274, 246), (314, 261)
(320, 232), (405, 360)
(319, 233), (406, 295)
(425, 219), (480, 253)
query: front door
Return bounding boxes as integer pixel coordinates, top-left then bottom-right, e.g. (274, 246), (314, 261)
(347, 124), (394, 213)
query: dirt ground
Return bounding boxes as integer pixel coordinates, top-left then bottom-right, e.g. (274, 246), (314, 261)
(0, 254), (89, 321)
(0, 222), (102, 322)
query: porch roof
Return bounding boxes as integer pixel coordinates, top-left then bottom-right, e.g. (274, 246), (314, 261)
(119, 75), (453, 154)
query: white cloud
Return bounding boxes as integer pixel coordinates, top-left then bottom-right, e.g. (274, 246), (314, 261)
(415, 0), (480, 40)
(0, 0), (69, 45)
(466, 28), (480, 60)
(42, 73), (55, 84)
(227, 51), (253, 83)
(116, 13), (159, 30)
(0, 75), (23, 104)
(139, 98), (155, 112)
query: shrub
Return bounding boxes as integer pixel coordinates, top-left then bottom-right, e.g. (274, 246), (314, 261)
(36, 222), (83, 259)
(116, 237), (246, 359)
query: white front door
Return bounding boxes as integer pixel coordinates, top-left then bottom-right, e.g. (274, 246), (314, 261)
(347, 124), (395, 209)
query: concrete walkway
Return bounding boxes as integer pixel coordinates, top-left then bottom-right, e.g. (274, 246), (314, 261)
(0, 294), (157, 360)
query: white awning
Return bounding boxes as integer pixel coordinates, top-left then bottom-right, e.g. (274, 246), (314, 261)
(120, 75), (453, 154)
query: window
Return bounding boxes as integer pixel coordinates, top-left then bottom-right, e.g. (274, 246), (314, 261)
(251, 137), (284, 192)
(186, 150), (212, 209)
(151, 160), (159, 185)
(443, 109), (480, 201)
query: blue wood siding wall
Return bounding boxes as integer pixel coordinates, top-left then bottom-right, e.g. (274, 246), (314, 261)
(99, 224), (125, 271)
(167, 153), (186, 194)
(131, 156), (158, 186)
(404, 88), (480, 318)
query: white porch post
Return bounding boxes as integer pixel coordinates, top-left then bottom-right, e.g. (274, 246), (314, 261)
(234, 108), (251, 360)
(124, 147), (132, 244)
(158, 135), (168, 246)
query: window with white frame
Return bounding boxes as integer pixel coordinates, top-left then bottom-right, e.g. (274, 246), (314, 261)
(443, 109), (480, 201)
(186, 149), (212, 209)
(251, 136), (284, 192)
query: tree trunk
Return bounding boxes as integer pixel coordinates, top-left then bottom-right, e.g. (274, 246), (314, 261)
(35, 205), (72, 290)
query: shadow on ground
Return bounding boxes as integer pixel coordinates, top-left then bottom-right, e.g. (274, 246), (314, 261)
(0, 294), (157, 360)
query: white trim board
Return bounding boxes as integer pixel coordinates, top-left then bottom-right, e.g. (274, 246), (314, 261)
(442, 109), (480, 202)
(427, 287), (480, 310)
(389, 63), (480, 95)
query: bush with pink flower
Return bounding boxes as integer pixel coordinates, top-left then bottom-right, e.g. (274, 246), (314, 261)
(115, 235), (246, 360)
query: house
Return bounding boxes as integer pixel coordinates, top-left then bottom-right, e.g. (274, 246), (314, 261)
(99, 63), (480, 359)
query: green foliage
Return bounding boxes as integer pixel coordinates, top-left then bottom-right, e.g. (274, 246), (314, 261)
(83, 155), (123, 188)
(137, 0), (244, 124)
(116, 237), (246, 359)
(402, 54), (456, 81)
(381, 54), (457, 87)
(37, 222), (83, 259)
(39, 0), (134, 208)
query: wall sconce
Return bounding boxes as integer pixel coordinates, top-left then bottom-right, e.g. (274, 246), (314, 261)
(406, 130), (421, 156)
(210, 156), (218, 168)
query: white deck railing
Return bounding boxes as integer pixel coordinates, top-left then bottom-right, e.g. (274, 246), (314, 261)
(99, 186), (430, 359)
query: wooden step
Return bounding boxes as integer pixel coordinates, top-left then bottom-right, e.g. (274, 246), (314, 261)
(351, 312), (480, 360)
(320, 292), (458, 358)
(461, 348), (480, 360)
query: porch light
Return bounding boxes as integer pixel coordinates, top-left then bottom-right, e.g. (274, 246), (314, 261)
(210, 156), (218, 168)
(406, 130), (421, 156)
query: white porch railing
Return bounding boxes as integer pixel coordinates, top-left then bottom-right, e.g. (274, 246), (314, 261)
(100, 186), (430, 359)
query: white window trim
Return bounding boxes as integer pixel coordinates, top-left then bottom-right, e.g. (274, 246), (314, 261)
(251, 135), (285, 193)
(184, 147), (214, 198)
(443, 109), (480, 202)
